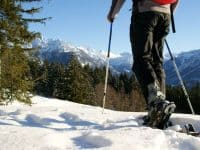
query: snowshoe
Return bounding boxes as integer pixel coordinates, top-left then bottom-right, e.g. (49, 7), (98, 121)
(181, 124), (200, 136)
(147, 100), (176, 129)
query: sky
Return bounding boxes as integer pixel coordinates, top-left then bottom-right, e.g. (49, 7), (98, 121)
(28, 0), (200, 55)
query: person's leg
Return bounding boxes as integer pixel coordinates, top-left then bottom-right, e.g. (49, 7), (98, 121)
(130, 12), (159, 104)
(145, 13), (176, 129)
(152, 13), (170, 98)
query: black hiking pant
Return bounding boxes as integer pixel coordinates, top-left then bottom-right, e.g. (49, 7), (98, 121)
(130, 11), (170, 104)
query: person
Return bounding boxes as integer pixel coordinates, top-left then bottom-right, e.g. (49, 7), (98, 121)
(107, 0), (179, 129)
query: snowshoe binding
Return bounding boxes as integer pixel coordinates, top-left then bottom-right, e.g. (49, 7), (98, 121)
(147, 100), (176, 129)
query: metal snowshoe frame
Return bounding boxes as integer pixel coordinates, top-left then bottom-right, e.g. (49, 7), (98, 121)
(147, 100), (176, 129)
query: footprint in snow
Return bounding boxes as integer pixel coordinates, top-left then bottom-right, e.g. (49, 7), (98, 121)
(73, 132), (112, 149)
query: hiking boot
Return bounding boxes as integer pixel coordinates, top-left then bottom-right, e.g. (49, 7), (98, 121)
(147, 82), (166, 104)
(147, 99), (176, 129)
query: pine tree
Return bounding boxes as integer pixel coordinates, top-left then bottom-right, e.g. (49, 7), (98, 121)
(32, 60), (49, 96)
(0, 0), (49, 104)
(0, 46), (32, 104)
(54, 55), (96, 105)
(189, 83), (200, 114)
(53, 63), (68, 99)
(91, 67), (105, 87)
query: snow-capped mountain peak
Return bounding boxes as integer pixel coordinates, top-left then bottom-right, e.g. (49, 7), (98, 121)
(31, 38), (131, 70)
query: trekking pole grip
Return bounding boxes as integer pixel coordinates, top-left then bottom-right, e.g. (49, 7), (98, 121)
(170, 5), (176, 33)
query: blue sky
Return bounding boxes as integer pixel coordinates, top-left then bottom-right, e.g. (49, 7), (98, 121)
(28, 0), (200, 54)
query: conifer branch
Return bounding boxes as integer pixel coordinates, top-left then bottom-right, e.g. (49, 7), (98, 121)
(20, 7), (42, 14)
(22, 17), (52, 24)
(16, 0), (42, 2)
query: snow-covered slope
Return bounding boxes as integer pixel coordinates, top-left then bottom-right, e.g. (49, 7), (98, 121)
(0, 96), (200, 150)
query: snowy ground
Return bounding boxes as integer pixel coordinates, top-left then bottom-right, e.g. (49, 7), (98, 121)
(0, 96), (200, 150)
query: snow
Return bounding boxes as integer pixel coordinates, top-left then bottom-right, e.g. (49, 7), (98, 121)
(0, 96), (200, 150)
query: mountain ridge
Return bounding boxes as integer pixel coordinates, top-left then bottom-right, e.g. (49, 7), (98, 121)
(31, 38), (200, 86)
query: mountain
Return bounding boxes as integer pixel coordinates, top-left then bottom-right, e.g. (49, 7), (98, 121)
(31, 38), (133, 73)
(33, 38), (106, 66)
(0, 96), (200, 150)
(31, 38), (200, 86)
(164, 50), (200, 86)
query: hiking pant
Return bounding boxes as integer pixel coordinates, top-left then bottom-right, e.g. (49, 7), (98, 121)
(130, 11), (170, 104)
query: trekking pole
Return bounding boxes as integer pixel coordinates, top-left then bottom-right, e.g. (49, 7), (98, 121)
(102, 22), (113, 114)
(102, 0), (125, 113)
(164, 40), (195, 115)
